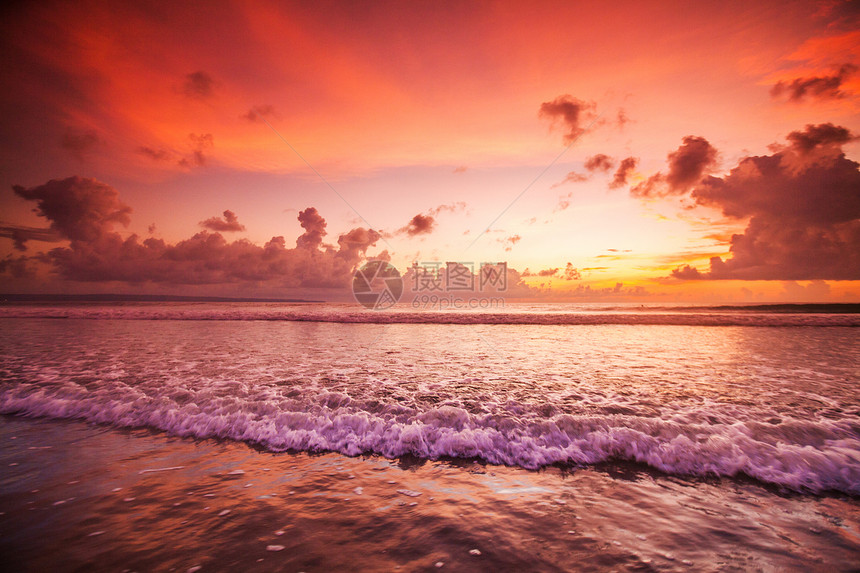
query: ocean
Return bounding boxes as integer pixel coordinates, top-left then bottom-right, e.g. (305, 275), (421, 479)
(1, 302), (858, 571)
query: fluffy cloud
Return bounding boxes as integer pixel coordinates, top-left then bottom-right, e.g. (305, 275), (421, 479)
(784, 122), (854, 154)
(584, 154), (614, 172)
(632, 136), (718, 197)
(539, 95), (597, 143)
(337, 227), (382, 261)
(394, 204), (466, 236)
(182, 71), (215, 99)
(3, 177), (381, 288)
(556, 154), (639, 190)
(199, 210), (246, 232)
(13, 176), (132, 242)
(771, 64), (857, 102)
(525, 264), (580, 280)
(242, 104), (278, 122)
(670, 124), (860, 280)
(610, 157), (638, 189)
(399, 213), (436, 236)
(296, 207), (327, 249)
(562, 262), (581, 280)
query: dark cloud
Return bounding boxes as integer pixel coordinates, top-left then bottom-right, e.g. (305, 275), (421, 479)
(140, 134), (214, 168)
(183, 71), (215, 99)
(242, 104), (278, 122)
(0, 224), (61, 251)
(584, 154), (614, 172)
(632, 136), (717, 197)
(12, 176), (131, 243)
(610, 156), (638, 189)
(671, 264), (703, 280)
(400, 213), (436, 236)
(537, 267), (558, 277)
(555, 153), (631, 190)
(137, 146), (172, 162)
(539, 95), (597, 143)
(4, 178), (381, 289)
(200, 210), (246, 232)
(784, 122), (856, 154)
(0, 254), (38, 278)
(61, 128), (102, 161)
(337, 227), (382, 261)
(296, 207), (327, 249)
(693, 127), (859, 224)
(665, 136), (718, 190)
(670, 124), (860, 280)
(771, 64), (857, 102)
(179, 133), (214, 168)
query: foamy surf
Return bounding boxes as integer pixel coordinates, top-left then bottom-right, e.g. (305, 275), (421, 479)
(2, 383), (858, 494)
(2, 309), (858, 497)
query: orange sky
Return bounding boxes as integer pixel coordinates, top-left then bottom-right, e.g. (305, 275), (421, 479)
(1, 0), (858, 302)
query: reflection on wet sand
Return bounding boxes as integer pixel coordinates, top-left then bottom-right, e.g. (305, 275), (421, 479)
(2, 418), (858, 572)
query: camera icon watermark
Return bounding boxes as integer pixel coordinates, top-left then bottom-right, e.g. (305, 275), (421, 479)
(351, 260), (404, 310)
(352, 260), (507, 311)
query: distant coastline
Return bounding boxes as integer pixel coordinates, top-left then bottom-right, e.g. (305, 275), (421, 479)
(0, 293), (324, 303)
(685, 303), (860, 314)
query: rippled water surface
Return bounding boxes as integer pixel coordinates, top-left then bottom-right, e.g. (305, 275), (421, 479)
(1, 310), (858, 493)
(1, 305), (859, 571)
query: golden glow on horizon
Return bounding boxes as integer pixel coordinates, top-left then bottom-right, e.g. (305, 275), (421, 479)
(0, 1), (858, 302)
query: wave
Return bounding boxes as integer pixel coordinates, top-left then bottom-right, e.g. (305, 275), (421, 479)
(1, 305), (858, 326)
(2, 383), (858, 495)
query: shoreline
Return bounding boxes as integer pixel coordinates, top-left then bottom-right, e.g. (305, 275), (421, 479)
(3, 415), (858, 572)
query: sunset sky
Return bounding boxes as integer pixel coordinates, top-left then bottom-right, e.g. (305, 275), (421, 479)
(1, 0), (858, 302)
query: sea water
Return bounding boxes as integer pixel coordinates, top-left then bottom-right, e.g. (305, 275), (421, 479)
(1, 302), (858, 570)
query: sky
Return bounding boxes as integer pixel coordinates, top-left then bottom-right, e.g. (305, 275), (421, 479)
(1, 0), (858, 302)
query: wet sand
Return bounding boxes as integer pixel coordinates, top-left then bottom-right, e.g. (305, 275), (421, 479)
(2, 416), (858, 572)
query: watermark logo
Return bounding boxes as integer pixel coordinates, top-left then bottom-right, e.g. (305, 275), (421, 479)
(353, 260), (507, 310)
(410, 261), (507, 310)
(352, 260), (404, 310)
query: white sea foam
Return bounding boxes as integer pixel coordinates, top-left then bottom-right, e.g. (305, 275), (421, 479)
(1, 382), (858, 494)
(2, 307), (858, 495)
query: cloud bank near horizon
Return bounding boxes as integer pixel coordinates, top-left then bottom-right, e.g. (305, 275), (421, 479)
(2, 177), (382, 289)
(656, 124), (860, 281)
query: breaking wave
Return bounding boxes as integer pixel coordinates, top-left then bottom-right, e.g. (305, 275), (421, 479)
(2, 381), (858, 494)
